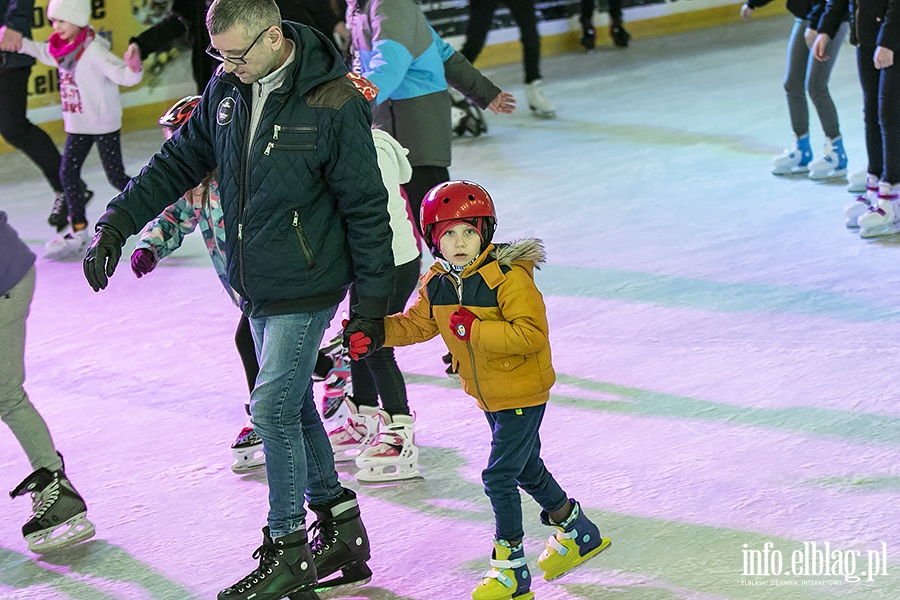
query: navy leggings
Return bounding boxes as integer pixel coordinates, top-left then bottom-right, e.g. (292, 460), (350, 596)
(60, 131), (131, 225)
(857, 46), (900, 184)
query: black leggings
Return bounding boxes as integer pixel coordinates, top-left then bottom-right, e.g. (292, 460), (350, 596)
(580, 0), (623, 23)
(350, 257), (422, 416)
(234, 314), (260, 395)
(858, 46), (900, 184)
(461, 0), (542, 83)
(60, 131), (131, 224)
(0, 66), (64, 193)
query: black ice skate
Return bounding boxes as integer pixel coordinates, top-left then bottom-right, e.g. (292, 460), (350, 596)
(610, 19), (631, 48)
(48, 186), (94, 232)
(579, 19), (596, 51)
(9, 460), (95, 553)
(308, 488), (372, 592)
(218, 527), (320, 600)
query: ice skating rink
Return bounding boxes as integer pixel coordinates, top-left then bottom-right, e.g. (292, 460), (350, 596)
(3, 13), (900, 600)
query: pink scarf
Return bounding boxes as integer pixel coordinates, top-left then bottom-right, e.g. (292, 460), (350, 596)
(48, 27), (94, 72)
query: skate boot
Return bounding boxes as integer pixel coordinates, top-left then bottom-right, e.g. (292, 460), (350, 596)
(848, 169), (868, 194)
(9, 459), (95, 553)
(609, 18), (631, 48)
(328, 403), (388, 463)
(48, 185), (94, 232)
(845, 174), (879, 229)
(808, 136), (848, 180)
(579, 18), (596, 50)
(355, 413), (421, 483)
(45, 226), (91, 261)
(859, 182), (900, 238)
(231, 424), (265, 474)
(471, 539), (534, 600)
(218, 526), (319, 600)
(537, 499), (610, 581)
(308, 488), (372, 592)
(772, 134), (812, 175)
(321, 354), (352, 421)
(450, 88), (489, 137)
(524, 80), (556, 119)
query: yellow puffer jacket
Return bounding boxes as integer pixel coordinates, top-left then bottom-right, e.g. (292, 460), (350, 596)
(384, 238), (555, 412)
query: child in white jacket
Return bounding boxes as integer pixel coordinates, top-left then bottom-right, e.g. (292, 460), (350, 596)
(18, 0), (142, 260)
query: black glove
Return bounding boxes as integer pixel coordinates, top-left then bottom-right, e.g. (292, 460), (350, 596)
(341, 313), (385, 360)
(83, 224), (126, 292)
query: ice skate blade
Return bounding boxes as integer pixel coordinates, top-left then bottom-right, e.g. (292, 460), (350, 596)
(529, 107), (556, 119)
(809, 168), (848, 181)
(860, 225), (900, 238)
(541, 537), (611, 581)
(231, 460), (266, 474)
(314, 561), (372, 593)
(285, 589), (320, 600)
(772, 166), (809, 176)
(355, 467), (423, 484)
(27, 514), (96, 553)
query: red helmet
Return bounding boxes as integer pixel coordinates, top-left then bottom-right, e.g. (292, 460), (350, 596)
(158, 95), (201, 129)
(420, 180), (496, 256)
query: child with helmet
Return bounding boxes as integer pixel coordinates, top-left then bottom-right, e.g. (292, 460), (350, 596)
(345, 180), (611, 600)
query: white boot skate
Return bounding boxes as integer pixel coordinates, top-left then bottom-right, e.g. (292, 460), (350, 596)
(230, 423), (265, 474)
(848, 169), (868, 194)
(355, 414), (420, 483)
(524, 80), (556, 119)
(320, 354), (353, 428)
(772, 134), (812, 175)
(328, 404), (388, 463)
(845, 174), (879, 229)
(808, 136), (848, 180)
(859, 182), (900, 238)
(45, 227), (91, 261)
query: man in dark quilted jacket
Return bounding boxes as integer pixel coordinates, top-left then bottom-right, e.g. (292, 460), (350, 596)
(83, 0), (392, 597)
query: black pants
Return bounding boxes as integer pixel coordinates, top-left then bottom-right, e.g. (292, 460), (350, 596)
(402, 165), (450, 238)
(350, 257), (422, 416)
(235, 314), (260, 395)
(0, 66), (64, 193)
(60, 132), (131, 225)
(461, 0), (542, 84)
(858, 46), (900, 184)
(580, 0), (623, 24)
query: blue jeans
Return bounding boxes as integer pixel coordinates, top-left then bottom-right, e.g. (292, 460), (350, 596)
(249, 307), (343, 538)
(482, 404), (568, 542)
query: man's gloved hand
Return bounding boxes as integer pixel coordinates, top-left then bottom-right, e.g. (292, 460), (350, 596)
(130, 248), (157, 278)
(341, 314), (385, 360)
(83, 224), (126, 292)
(449, 306), (477, 341)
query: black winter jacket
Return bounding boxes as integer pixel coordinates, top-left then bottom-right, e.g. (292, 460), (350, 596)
(0, 0), (35, 70)
(819, 0), (900, 48)
(100, 22), (394, 319)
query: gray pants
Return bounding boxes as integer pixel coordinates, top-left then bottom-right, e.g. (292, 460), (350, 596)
(784, 18), (849, 139)
(0, 266), (62, 473)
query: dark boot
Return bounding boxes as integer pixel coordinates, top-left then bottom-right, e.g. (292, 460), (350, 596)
(610, 19), (631, 48)
(579, 18), (596, 51)
(9, 453), (95, 553)
(308, 488), (372, 592)
(48, 184), (94, 232)
(218, 527), (318, 600)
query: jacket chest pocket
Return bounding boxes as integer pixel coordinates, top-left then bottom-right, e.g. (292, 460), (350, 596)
(265, 124), (318, 155)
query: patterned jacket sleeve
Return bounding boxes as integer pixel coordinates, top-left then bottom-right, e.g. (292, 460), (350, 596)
(133, 194), (199, 261)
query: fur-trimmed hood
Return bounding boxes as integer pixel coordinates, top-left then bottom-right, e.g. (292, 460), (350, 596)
(490, 237), (546, 271)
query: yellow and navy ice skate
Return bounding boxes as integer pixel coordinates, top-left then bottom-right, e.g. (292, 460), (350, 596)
(472, 539), (535, 600)
(537, 499), (611, 581)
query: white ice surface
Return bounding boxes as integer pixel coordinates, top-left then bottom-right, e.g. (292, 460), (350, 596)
(2, 15), (899, 600)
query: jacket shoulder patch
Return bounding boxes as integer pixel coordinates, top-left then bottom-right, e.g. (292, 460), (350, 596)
(480, 261), (508, 290)
(306, 76), (359, 110)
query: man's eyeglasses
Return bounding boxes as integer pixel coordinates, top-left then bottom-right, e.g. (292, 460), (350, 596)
(206, 27), (270, 65)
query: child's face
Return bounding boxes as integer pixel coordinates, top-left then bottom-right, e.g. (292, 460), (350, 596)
(439, 223), (482, 267)
(51, 19), (82, 42)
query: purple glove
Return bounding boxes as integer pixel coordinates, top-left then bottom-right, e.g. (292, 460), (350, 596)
(130, 248), (157, 278)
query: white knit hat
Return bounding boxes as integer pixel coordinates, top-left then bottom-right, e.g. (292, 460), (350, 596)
(47, 0), (91, 28)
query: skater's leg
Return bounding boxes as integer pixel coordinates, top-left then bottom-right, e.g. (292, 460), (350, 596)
(235, 314), (259, 393)
(506, 0), (542, 84)
(95, 131), (132, 192)
(879, 59), (900, 184)
(784, 19), (811, 139)
(59, 134), (94, 226)
(0, 267), (62, 473)
(247, 307), (338, 538)
(0, 67), (64, 193)
(806, 21), (848, 140)
(858, 46), (884, 178)
(461, 0), (500, 65)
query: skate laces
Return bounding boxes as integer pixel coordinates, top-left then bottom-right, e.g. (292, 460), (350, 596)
(30, 478), (61, 521)
(308, 518), (339, 556)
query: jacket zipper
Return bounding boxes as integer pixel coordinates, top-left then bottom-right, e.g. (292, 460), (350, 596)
(264, 141), (316, 155)
(292, 210), (316, 268)
(451, 272), (485, 403)
(273, 124), (317, 139)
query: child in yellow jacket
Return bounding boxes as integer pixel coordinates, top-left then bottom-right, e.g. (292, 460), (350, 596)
(346, 180), (611, 600)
